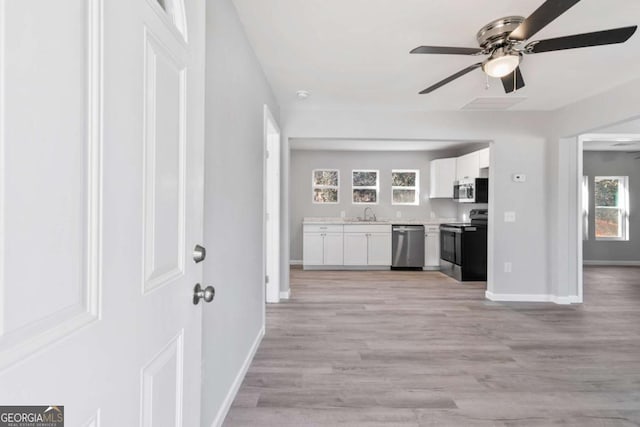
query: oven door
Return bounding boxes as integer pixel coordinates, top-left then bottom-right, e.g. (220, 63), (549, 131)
(440, 226), (462, 265)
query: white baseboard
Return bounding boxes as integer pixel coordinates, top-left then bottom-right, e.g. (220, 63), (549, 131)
(211, 325), (265, 427)
(289, 259), (303, 265)
(485, 291), (581, 305)
(583, 260), (640, 266)
(279, 289), (291, 299)
(551, 295), (582, 304)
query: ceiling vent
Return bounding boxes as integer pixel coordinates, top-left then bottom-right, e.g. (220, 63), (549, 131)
(461, 97), (526, 111)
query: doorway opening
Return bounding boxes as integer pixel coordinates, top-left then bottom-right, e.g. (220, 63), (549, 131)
(264, 105), (281, 303)
(577, 129), (640, 300)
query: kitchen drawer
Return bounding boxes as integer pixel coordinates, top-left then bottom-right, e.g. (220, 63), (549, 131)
(303, 224), (343, 233)
(343, 224), (391, 234)
(425, 225), (440, 233)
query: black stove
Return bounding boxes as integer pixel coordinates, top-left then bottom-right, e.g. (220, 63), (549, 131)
(439, 209), (488, 281)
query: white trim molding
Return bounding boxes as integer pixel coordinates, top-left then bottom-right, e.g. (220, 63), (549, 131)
(210, 325), (265, 427)
(485, 291), (581, 305)
(289, 260), (303, 266)
(279, 290), (291, 299)
(583, 260), (640, 266)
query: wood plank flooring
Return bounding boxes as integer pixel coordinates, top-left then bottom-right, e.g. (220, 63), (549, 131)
(224, 267), (640, 426)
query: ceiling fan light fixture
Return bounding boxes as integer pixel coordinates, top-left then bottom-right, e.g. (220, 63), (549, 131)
(483, 52), (521, 78)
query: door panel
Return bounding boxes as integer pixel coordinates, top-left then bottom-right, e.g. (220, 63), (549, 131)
(303, 234), (324, 265)
(368, 233), (391, 266)
(343, 233), (367, 265)
(323, 233), (344, 265)
(0, 0), (206, 425)
(0, 0), (100, 370)
(143, 30), (187, 292)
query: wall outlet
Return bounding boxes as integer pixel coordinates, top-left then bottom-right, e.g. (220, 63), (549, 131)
(430, 211), (436, 219)
(504, 211), (516, 222)
(504, 262), (512, 273)
(512, 174), (526, 183)
(396, 211), (402, 218)
(340, 211), (346, 218)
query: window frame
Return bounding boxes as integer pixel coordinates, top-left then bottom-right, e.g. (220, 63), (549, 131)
(582, 176), (589, 241)
(594, 175), (629, 241)
(352, 169), (379, 205)
(391, 169), (420, 206)
(312, 169), (340, 204)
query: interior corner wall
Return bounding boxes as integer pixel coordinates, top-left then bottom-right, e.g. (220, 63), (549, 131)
(202, 0), (279, 425)
(583, 151), (640, 262)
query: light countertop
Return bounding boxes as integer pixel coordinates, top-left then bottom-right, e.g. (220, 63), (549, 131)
(303, 217), (457, 225)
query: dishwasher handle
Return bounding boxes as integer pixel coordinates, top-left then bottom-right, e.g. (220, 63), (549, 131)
(392, 226), (425, 232)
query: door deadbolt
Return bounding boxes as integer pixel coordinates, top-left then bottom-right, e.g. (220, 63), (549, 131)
(193, 244), (206, 263)
(193, 283), (215, 305)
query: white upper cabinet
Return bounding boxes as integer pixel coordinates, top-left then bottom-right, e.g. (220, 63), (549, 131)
(456, 151), (480, 181)
(478, 147), (490, 169)
(429, 158), (456, 198)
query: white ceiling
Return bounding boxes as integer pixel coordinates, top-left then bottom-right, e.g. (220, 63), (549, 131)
(290, 138), (489, 152)
(232, 0), (640, 111)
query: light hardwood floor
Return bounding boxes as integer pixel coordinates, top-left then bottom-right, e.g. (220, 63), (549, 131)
(224, 267), (640, 426)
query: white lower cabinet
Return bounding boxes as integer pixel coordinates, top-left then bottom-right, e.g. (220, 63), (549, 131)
(303, 233), (324, 265)
(367, 233), (392, 265)
(303, 225), (344, 267)
(324, 233), (345, 265)
(343, 224), (391, 267)
(424, 225), (440, 269)
(343, 233), (368, 265)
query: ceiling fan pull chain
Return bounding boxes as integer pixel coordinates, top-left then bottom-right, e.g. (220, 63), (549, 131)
(513, 68), (517, 92)
(485, 73), (490, 90)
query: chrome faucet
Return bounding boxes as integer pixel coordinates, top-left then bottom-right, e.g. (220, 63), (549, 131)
(363, 207), (376, 222)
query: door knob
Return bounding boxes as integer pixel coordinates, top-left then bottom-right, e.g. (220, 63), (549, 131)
(193, 244), (207, 263)
(193, 283), (215, 305)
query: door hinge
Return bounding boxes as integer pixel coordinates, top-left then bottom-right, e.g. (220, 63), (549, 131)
(265, 275), (270, 284)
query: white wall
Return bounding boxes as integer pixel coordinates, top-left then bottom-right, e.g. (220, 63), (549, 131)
(583, 151), (640, 262)
(289, 149), (462, 261)
(202, 0), (279, 424)
(547, 77), (640, 300)
(281, 109), (549, 298)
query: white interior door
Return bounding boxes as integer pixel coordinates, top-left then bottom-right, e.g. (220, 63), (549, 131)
(0, 0), (206, 425)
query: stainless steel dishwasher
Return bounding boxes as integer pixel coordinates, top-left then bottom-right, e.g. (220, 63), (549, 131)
(392, 225), (425, 268)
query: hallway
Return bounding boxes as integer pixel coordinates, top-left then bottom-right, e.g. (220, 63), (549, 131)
(224, 267), (640, 426)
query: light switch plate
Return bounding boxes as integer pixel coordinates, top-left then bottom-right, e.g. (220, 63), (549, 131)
(504, 211), (516, 222)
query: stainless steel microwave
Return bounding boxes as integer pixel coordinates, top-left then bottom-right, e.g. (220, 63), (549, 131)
(453, 178), (488, 203)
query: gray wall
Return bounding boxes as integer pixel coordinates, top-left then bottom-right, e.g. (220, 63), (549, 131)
(289, 150), (462, 261)
(202, 0), (278, 424)
(282, 109), (548, 298)
(583, 151), (640, 262)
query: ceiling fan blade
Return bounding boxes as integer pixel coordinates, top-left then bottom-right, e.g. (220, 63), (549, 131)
(410, 46), (483, 55)
(526, 26), (637, 53)
(509, 0), (581, 41)
(501, 67), (525, 93)
(419, 63), (482, 94)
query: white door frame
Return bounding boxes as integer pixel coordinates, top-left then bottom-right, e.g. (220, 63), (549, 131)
(263, 105), (281, 304)
(576, 132), (640, 300)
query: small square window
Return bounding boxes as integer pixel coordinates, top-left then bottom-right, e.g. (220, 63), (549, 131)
(391, 170), (419, 205)
(352, 170), (378, 204)
(312, 170), (339, 204)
